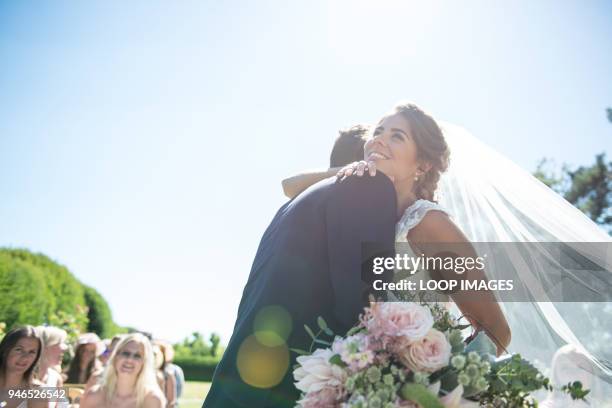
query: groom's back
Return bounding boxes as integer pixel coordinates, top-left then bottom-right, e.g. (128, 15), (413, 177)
(204, 174), (397, 408)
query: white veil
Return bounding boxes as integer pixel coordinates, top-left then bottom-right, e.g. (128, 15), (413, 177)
(436, 122), (612, 405)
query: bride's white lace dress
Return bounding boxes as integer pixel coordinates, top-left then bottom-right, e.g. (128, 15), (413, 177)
(392, 198), (452, 305)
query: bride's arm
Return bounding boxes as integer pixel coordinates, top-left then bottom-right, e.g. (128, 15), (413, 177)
(282, 168), (341, 198)
(408, 211), (512, 356)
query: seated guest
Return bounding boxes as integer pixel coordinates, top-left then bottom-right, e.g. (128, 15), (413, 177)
(79, 333), (165, 408)
(36, 326), (68, 387)
(153, 342), (177, 407)
(100, 335), (124, 367)
(65, 333), (104, 389)
(0, 325), (46, 408)
(156, 341), (184, 406)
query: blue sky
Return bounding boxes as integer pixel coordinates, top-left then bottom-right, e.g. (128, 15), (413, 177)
(0, 0), (610, 343)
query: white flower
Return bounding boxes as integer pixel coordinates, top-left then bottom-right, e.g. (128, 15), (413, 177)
(399, 328), (451, 373)
(294, 348), (347, 394)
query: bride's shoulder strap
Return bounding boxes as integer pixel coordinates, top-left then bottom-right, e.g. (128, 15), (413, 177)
(395, 199), (451, 241)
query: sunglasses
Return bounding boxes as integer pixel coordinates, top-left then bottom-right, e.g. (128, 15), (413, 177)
(118, 351), (143, 361)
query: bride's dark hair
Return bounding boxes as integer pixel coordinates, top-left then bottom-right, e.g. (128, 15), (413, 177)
(391, 102), (450, 202)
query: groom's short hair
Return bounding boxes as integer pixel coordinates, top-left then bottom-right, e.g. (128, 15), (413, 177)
(330, 124), (369, 167)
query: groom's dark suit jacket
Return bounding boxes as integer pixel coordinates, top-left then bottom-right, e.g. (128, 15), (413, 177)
(203, 173), (397, 408)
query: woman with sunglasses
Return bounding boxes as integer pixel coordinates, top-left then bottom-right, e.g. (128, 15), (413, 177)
(80, 333), (165, 408)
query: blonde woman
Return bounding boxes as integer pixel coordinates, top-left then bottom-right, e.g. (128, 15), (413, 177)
(36, 326), (67, 388)
(36, 326), (69, 408)
(80, 333), (165, 408)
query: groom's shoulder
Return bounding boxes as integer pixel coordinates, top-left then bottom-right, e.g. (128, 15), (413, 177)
(303, 173), (396, 203)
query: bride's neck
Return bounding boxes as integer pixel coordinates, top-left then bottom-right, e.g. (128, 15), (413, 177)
(394, 182), (418, 218)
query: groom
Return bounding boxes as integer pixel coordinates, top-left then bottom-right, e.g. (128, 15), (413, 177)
(204, 161), (397, 407)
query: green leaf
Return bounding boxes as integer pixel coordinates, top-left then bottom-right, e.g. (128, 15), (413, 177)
(324, 327), (334, 336)
(400, 383), (444, 408)
(317, 316), (328, 331)
(304, 324), (316, 340)
(329, 354), (347, 367)
(290, 348), (310, 356)
(346, 326), (365, 336)
(314, 338), (332, 346)
(451, 342), (465, 353)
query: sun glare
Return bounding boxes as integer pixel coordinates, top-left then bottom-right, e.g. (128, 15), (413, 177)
(327, 0), (441, 61)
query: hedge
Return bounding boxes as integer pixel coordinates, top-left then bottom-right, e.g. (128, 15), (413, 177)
(83, 285), (120, 338)
(173, 355), (221, 382)
(0, 248), (119, 336)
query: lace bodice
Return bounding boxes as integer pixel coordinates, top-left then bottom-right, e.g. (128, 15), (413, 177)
(395, 199), (450, 242)
(392, 199), (452, 304)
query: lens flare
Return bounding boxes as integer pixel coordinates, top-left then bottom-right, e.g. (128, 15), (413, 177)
(236, 334), (289, 389)
(253, 305), (293, 347)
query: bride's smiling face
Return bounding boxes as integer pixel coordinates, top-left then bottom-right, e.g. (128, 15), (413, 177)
(364, 113), (421, 183)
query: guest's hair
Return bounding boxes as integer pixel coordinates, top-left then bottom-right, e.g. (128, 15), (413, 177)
(36, 325), (67, 375)
(37, 326), (67, 349)
(388, 102), (450, 202)
(66, 343), (97, 384)
(103, 333), (160, 408)
(154, 340), (173, 365)
(330, 124), (368, 167)
(0, 325), (42, 385)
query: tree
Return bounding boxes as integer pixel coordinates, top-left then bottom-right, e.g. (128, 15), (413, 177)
(209, 333), (221, 357)
(534, 109), (612, 233)
(83, 285), (120, 338)
(0, 248), (120, 334)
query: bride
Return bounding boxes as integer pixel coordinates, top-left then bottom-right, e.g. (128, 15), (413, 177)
(283, 101), (612, 404)
(284, 102), (512, 355)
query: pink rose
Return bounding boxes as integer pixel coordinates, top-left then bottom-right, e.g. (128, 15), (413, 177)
(364, 303), (434, 344)
(399, 328), (451, 373)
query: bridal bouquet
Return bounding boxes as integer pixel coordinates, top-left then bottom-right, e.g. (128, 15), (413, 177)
(292, 302), (588, 408)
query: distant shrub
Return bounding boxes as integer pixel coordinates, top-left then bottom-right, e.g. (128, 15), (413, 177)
(173, 355), (221, 382)
(0, 248), (120, 337)
(83, 285), (121, 338)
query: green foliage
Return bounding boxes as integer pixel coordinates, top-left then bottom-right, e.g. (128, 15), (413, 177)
(534, 110), (612, 232)
(173, 355), (221, 382)
(48, 308), (89, 344)
(174, 331), (225, 361)
(83, 285), (120, 338)
(480, 354), (551, 407)
(562, 381), (590, 401)
(400, 384), (444, 408)
(209, 333), (220, 357)
(0, 250), (56, 327)
(0, 248), (120, 337)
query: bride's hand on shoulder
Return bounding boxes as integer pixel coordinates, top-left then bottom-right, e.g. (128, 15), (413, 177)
(336, 160), (377, 181)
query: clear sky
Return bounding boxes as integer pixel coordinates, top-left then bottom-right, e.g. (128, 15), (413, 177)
(1, 0), (610, 343)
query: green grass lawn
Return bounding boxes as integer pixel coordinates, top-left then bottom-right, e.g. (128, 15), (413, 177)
(179, 381), (210, 408)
